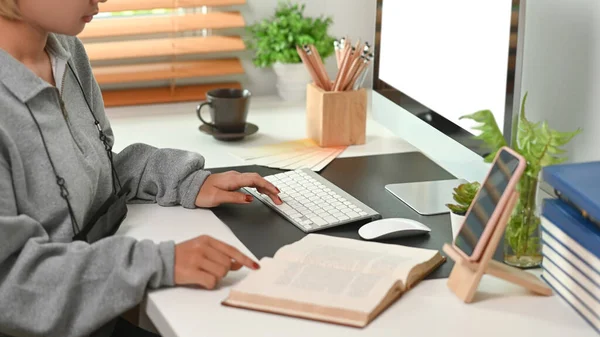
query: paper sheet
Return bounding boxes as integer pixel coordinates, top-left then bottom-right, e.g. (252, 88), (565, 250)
(229, 139), (347, 171)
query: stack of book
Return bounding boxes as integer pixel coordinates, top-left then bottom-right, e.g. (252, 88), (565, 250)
(541, 162), (600, 333)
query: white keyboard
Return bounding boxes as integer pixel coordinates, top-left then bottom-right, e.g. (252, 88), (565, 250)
(244, 169), (381, 233)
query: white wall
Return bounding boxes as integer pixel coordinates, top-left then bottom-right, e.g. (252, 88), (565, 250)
(242, 0), (377, 96)
(519, 0), (600, 164)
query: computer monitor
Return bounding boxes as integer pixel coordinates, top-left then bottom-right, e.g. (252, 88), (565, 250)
(371, 0), (526, 215)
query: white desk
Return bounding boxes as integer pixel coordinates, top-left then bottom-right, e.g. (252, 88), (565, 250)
(108, 97), (595, 337)
(106, 95), (417, 168)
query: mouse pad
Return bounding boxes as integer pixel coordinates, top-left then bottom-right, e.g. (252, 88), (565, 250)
(210, 152), (459, 279)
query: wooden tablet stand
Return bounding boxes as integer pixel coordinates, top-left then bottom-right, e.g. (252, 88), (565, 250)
(442, 191), (553, 303)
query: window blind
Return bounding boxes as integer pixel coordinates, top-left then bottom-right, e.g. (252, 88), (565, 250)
(78, 0), (246, 107)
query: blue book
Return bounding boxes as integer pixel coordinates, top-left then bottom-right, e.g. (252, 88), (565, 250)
(543, 161), (600, 227)
(541, 223), (600, 293)
(542, 268), (600, 333)
(542, 199), (600, 259)
(541, 205), (600, 334)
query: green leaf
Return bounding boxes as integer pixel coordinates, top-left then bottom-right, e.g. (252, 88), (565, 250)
(514, 93), (582, 170)
(459, 110), (507, 162)
(245, 0), (335, 68)
(446, 181), (480, 213)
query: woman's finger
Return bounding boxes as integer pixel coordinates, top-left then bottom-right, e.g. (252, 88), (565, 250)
(239, 173), (280, 196)
(230, 261), (243, 271)
(208, 237), (260, 270)
(203, 245), (233, 270)
(192, 270), (219, 290)
(214, 189), (254, 205)
(197, 255), (229, 280)
(257, 187), (283, 205)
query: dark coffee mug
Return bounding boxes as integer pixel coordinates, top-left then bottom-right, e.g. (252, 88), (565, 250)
(196, 88), (251, 133)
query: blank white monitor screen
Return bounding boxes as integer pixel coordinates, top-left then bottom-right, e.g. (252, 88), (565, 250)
(379, 0), (513, 135)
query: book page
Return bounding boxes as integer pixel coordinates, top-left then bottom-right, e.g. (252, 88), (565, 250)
(228, 257), (400, 315)
(273, 234), (439, 286)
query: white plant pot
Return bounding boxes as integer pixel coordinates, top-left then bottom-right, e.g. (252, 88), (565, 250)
(450, 212), (466, 239)
(272, 62), (312, 101)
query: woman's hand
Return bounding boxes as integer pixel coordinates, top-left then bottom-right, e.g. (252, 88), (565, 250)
(174, 235), (260, 289)
(195, 171), (282, 208)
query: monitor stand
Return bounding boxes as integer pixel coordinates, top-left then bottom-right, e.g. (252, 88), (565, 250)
(385, 179), (467, 215)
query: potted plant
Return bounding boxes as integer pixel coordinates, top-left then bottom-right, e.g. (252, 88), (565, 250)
(446, 181), (480, 238)
(246, 1), (335, 101)
(459, 93), (581, 268)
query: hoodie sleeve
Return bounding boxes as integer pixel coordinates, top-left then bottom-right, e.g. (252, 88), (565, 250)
(0, 150), (175, 337)
(111, 141), (211, 209)
(100, 106), (211, 209)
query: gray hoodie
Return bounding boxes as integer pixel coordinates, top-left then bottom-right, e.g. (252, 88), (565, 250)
(0, 34), (211, 337)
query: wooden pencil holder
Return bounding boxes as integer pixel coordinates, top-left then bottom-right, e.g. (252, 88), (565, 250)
(442, 191), (553, 303)
(306, 83), (367, 147)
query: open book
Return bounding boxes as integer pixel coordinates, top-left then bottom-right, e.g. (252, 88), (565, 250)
(222, 234), (445, 327)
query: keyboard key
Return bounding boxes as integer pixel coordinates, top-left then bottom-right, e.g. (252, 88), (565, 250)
(359, 211), (367, 216)
(345, 211), (359, 218)
(336, 215), (350, 221)
(303, 211), (316, 218)
(343, 201), (352, 206)
(310, 217), (327, 226)
(324, 216), (339, 224)
(316, 211), (329, 218)
(277, 203), (293, 211)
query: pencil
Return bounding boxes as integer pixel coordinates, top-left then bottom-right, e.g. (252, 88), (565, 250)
(334, 40), (341, 69)
(296, 45), (325, 89)
(332, 46), (353, 91)
(341, 54), (363, 90)
(309, 44), (332, 91)
(353, 53), (374, 90)
(304, 45), (329, 91)
(340, 47), (359, 90)
(353, 39), (362, 63)
(346, 56), (369, 90)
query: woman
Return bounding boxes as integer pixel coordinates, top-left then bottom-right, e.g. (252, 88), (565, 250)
(0, 1), (282, 336)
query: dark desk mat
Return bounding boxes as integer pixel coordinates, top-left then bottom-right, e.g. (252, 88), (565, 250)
(209, 152), (457, 279)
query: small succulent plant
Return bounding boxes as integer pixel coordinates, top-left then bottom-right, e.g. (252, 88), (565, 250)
(446, 181), (481, 215)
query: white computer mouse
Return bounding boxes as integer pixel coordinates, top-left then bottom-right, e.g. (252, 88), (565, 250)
(358, 218), (431, 240)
